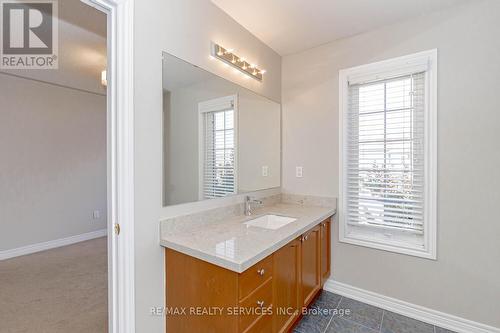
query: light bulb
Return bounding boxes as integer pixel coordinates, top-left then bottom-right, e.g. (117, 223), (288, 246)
(101, 70), (107, 86)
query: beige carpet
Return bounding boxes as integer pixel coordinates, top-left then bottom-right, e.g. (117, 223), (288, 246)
(0, 237), (108, 333)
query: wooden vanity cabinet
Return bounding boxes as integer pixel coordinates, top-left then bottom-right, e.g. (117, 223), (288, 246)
(300, 225), (321, 307)
(320, 220), (331, 286)
(165, 217), (332, 333)
(165, 249), (240, 333)
(273, 239), (301, 333)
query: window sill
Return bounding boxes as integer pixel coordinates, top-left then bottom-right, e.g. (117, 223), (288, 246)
(339, 231), (436, 260)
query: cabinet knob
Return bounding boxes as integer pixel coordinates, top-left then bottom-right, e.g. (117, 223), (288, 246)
(256, 300), (265, 308)
(257, 268), (265, 276)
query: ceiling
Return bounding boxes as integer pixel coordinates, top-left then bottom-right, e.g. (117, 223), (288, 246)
(212, 0), (467, 55)
(1, 0), (107, 94)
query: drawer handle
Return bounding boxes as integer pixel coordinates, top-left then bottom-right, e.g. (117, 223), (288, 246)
(256, 300), (265, 308)
(301, 235), (309, 242)
(257, 268), (265, 276)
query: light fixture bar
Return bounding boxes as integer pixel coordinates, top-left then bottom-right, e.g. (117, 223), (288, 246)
(211, 42), (264, 81)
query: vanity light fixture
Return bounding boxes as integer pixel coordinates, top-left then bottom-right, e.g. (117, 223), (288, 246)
(211, 42), (265, 81)
(101, 70), (107, 87)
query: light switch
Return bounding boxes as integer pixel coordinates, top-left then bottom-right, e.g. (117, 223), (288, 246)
(262, 166), (269, 177)
(296, 166), (303, 178)
(93, 210), (100, 219)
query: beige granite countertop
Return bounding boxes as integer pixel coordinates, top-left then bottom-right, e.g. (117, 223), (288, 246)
(160, 203), (336, 273)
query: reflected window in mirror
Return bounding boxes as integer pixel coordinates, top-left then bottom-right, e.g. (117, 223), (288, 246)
(199, 95), (237, 199)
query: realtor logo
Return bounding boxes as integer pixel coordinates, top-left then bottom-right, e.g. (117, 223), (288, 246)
(1, 0), (58, 69)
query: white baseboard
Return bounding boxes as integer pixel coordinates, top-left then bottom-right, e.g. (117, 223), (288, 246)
(0, 229), (107, 261)
(324, 279), (499, 333)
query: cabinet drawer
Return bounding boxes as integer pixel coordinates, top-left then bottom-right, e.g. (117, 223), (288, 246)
(239, 255), (273, 300)
(238, 279), (273, 332)
(242, 313), (273, 333)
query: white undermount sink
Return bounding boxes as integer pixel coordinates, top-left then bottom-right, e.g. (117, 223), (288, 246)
(244, 214), (297, 230)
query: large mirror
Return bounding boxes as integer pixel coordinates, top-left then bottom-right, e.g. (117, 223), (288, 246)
(162, 52), (281, 206)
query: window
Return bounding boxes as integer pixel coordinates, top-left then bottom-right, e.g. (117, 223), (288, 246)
(199, 95), (238, 199)
(339, 50), (437, 259)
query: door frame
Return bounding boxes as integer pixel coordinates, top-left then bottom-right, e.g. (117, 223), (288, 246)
(80, 0), (135, 332)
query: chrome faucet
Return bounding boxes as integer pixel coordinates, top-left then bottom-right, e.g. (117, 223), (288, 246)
(244, 196), (263, 216)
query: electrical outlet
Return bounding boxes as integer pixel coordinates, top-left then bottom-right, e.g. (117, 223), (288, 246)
(296, 166), (303, 178)
(92, 210), (100, 219)
(262, 166), (269, 177)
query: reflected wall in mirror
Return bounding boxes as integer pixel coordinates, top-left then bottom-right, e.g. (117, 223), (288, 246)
(162, 52), (281, 206)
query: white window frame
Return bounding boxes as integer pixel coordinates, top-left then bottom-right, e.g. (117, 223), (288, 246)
(198, 94), (239, 200)
(338, 50), (437, 259)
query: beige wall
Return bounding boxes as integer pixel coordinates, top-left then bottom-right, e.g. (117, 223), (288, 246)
(282, 0), (500, 327)
(0, 74), (107, 251)
(134, 0), (281, 331)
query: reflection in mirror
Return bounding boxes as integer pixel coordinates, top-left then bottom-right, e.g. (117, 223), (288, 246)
(162, 52), (281, 206)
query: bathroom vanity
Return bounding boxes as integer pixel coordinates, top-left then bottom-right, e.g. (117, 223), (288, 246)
(160, 51), (335, 332)
(161, 203), (335, 333)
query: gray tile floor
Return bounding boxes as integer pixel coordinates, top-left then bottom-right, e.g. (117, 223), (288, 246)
(293, 291), (457, 333)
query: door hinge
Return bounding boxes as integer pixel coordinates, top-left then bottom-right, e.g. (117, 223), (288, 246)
(114, 223), (121, 235)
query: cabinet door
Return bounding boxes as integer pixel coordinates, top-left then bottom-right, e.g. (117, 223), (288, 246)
(320, 219), (331, 286)
(273, 239), (300, 333)
(166, 249), (239, 333)
(300, 225), (321, 307)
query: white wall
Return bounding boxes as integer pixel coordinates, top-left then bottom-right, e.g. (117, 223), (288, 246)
(237, 91), (280, 192)
(134, 0), (281, 331)
(0, 74), (107, 251)
(282, 0), (500, 328)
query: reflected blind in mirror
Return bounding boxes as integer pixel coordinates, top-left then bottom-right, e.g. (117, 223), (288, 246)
(202, 106), (236, 199)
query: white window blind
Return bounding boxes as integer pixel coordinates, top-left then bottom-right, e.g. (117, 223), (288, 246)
(339, 50), (437, 259)
(346, 73), (426, 234)
(201, 105), (236, 199)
